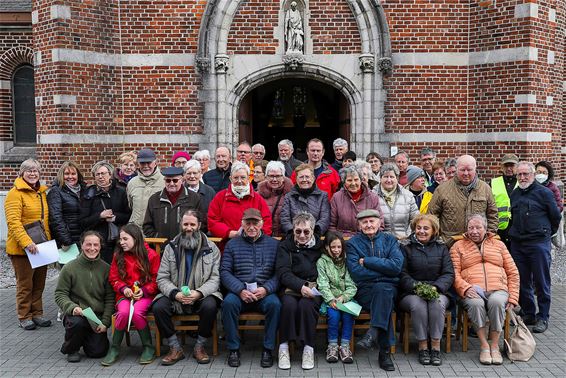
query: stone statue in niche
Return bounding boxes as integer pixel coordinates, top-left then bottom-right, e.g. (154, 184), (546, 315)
(285, 1), (304, 54)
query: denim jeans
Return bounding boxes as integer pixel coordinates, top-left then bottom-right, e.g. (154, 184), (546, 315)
(326, 307), (354, 343)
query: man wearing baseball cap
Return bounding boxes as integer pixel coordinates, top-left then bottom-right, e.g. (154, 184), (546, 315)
(346, 209), (403, 371)
(126, 148), (164, 228)
(490, 153), (519, 248)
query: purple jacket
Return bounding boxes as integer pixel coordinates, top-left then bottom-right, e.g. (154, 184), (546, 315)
(545, 181), (564, 212)
(257, 178), (293, 237)
(329, 184), (383, 237)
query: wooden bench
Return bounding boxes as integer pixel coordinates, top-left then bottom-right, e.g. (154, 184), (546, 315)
(170, 314), (219, 356)
(400, 311), (452, 354)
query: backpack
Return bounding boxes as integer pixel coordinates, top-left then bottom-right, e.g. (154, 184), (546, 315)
(504, 310), (536, 362)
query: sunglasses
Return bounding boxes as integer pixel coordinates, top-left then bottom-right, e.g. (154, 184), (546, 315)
(165, 178), (181, 184)
(294, 229), (312, 236)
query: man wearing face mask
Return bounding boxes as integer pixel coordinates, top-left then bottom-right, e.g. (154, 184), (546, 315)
(490, 154), (519, 248)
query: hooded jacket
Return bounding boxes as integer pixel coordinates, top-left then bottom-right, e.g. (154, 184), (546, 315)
(316, 253), (357, 304)
(126, 168), (164, 227)
(257, 177), (293, 237)
(47, 180), (86, 247)
(280, 185), (330, 235)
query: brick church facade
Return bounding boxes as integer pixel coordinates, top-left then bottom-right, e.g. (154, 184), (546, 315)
(0, 0), (564, 189)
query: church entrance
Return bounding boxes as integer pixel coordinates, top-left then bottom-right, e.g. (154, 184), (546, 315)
(238, 79), (350, 161)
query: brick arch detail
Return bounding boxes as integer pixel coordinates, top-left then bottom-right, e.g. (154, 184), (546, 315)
(0, 46), (34, 80)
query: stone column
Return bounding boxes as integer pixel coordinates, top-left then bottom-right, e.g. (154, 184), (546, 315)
(359, 53), (375, 157)
(214, 54), (229, 146)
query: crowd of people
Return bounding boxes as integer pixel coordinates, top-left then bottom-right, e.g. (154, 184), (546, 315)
(4, 137), (563, 371)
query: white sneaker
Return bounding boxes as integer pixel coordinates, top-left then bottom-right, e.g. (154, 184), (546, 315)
(302, 349), (314, 370)
(278, 348), (291, 370)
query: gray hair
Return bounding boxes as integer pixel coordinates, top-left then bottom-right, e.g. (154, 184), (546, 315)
(265, 161), (285, 176)
(517, 161), (535, 174)
(19, 158), (41, 177)
(339, 166), (361, 183)
(184, 159), (201, 173)
(333, 138), (348, 149)
(420, 147), (436, 158)
(193, 150), (210, 160)
(354, 160), (371, 172)
(467, 214), (488, 229)
(278, 139), (294, 150)
(394, 150), (410, 162)
(380, 162), (400, 178)
(91, 160), (114, 176)
(292, 211), (316, 230)
(444, 158), (457, 169)
(231, 161), (250, 176)
(252, 143), (265, 152)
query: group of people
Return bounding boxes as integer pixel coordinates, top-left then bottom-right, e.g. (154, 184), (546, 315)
(3, 137), (562, 370)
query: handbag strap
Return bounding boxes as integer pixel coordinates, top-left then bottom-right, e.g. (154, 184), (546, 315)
(271, 193), (284, 221)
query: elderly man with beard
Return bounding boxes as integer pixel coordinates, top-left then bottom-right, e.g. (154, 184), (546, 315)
(509, 161), (561, 333)
(127, 148), (164, 227)
(151, 209), (222, 366)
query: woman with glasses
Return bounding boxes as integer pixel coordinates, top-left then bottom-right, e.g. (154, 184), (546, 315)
(276, 212), (323, 370)
(252, 160), (268, 190)
(280, 164), (331, 236)
(183, 159), (216, 222)
(257, 161), (293, 237)
(79, 161), (131, 263)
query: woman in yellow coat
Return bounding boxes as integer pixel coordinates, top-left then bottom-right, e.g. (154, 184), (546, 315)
(5, 159), (52, 330)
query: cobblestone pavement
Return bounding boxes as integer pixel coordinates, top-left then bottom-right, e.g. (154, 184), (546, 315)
(1, 276), (565, 377)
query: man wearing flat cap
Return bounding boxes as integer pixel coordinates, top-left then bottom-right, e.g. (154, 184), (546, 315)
(490, 153), (519, 248)
(220, 208), (281, 368)
(127, 147), (164, 227)
(346, 209), (404, 372)
(144, 167), (206, 242)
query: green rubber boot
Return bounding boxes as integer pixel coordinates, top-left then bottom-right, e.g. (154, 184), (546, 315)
(101, 329), (124, 366)
(138, 326), (156, 364)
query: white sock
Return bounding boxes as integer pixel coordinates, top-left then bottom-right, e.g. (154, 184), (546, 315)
(303, 345), (314, 354)
(279, 342), (289, 352)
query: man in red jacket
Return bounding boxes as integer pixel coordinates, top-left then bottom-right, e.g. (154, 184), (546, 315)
(291, 138), (340, 200)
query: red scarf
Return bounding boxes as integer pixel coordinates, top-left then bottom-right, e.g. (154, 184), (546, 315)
(350, 187), (363, 203)
(166, 187), (183, 205)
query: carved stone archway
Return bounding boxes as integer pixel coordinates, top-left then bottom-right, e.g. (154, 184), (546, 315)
(196, 0), (392, 157)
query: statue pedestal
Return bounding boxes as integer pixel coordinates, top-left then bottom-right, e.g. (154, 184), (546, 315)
(283, 52), (305, 70)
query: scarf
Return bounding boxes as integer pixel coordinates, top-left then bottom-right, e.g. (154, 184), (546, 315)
(350, 187), (363, 203)
(118, 170), (136, 184)
(166, 187), (183, 205)
(381, 186), (397, 208)
(176, 233), (203, 288)
(65, 183), (81, 195)
(231, 184), (251, 199)
(456, 175), (478, 197)
(296, 235), (316, 249)
(296, 184), (315, 197)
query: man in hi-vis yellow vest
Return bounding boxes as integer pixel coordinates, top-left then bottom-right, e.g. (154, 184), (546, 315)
(490, 154), (519, 247)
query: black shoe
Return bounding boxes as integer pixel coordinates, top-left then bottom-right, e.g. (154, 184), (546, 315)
(228, 350), (241, 367)
(430, 349), (442, 366)
(356, 331), (376, 350)
(533, 319), (548, 333)
(67, 352), (81, 363)
(32, 317), (52, 327)
(418, 349), (431, 365)
(378, 351), (395, 371)
(260, 348), (273, 368)
(522, 314), (536, 326)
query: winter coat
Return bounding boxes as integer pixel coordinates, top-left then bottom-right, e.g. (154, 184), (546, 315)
(79, 182), (131, 261)
(450, 233), (519, 305)
(207, 184), (272, 239)
(47, 180), (85, 247)
(316, 254), (357, 304)
(280, 186), (330, 235)
(346, 232), (404, 285)
(155, 231), (222, 314)
(276, 235), (322, 293)
(203, 165), (231, 193)
(509, 182), (562, 242)
(291, 161), (340, 200)
(113, 168), (137, 191)
(126, 168), (164, 227)
(54, 253), (114, 327)
(330, 185), (382, 237)
(544, 181), (563, 212)
(143, 186), (205, 242)
(5, 177), (51, 255)
(374, 184), (419, 239)
(399, 235), (454, 300)
(193, 182), (216, 221)
(427, 177), (498, 247)
(108, 245), (161, 303)
(220, 234), (279, 295)
(280, 156), (302, 177)
(257, 178), (293, 237)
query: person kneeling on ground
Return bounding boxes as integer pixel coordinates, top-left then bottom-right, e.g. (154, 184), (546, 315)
(54, 231), (115, 363)
(152, 209), (222, 365)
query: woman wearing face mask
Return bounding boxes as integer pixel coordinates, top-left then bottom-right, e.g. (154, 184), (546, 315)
(535, 161), (563, 212)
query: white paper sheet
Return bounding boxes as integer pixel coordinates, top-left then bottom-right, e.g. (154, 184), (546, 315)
(311, 287), (323, 296)
(25, 239), (59, 268)
(246, 282), (258, 292)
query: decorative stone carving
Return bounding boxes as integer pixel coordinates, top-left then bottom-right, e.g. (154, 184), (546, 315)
(214, 54), (229, 73)
(358, 54), (375, 73)
(377, 57), (393, 74)
(282, 53), (305, 70)
(285, 1), (304, 54)
(196, 56), (211, 73)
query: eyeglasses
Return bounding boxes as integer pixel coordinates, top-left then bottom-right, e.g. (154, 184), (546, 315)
(517, 172), (533, 177)
(237, 150), (251, 154)
(294, 229), (312, 236)
(95, 171), (109, 177)
(25, 169), (40, 174)
(165, 178), (181, 184)
(297, 175), (313, 181)
(267, 175), (283, 180)
(185, 171), (200, 177)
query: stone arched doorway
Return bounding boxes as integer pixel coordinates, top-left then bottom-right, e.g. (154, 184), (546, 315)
(238, 78), (350, 161)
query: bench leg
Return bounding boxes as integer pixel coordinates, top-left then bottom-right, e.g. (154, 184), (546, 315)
(462, 313), (468, 352)
(403, 313), (410, 354)
(445, 312), (451, 353)
(212, 320), (218, 356)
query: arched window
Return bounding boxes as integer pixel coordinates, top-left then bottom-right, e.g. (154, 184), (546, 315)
(12, 65), (36, 145)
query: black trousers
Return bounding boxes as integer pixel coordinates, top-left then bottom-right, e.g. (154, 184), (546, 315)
(60, 315), (109, 357)
(152, 295), (219, 339)
(279, 294), (322, 347)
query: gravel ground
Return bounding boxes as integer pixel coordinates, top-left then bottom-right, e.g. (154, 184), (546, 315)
(1, 244), (565, 289)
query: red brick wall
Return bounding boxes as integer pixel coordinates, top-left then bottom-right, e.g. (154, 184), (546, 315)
(227, 0), (280, 54)
(310, 0), (361, 54)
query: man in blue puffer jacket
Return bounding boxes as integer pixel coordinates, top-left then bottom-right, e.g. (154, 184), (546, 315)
(346, 209), (404, 372)
(220, 208), (281, 369)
